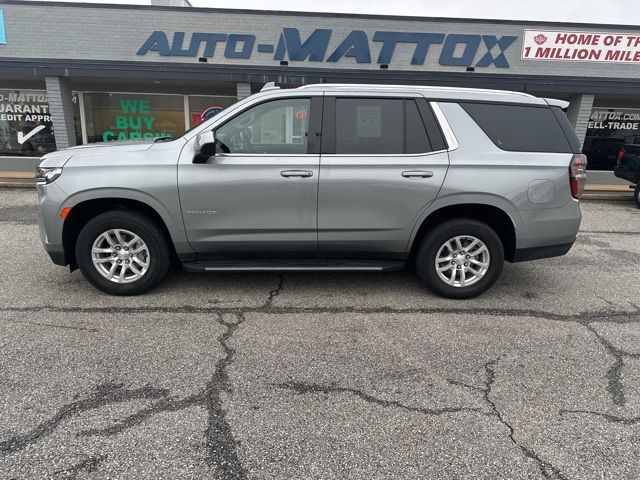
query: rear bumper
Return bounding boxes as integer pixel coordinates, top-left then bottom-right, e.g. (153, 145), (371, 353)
(512, 241), (574, 263)
(515, 200), (581, 251)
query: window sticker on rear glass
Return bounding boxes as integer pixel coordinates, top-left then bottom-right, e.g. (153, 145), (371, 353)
(356, 105), (382, 138)
(295, 105), (308, 121)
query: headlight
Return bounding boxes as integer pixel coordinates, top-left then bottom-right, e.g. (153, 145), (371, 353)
(35, 167), (63, 185)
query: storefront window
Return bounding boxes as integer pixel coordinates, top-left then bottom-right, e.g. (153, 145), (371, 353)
(0, 89), (80, 156)
(583, 107), (640, 171)
(83, 93), (184, 143)
(188, 96), (237, 128)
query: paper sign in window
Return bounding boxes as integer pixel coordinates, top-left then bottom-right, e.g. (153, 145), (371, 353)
(356, 105), (382, 138)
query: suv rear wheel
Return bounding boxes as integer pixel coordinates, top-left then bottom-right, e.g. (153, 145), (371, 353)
(634, 184), (640, 208)
(415, 218), (504, 299)
(75, 210), (171, 295)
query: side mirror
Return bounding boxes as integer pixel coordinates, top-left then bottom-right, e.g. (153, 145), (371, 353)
(193, 130), (216, 164)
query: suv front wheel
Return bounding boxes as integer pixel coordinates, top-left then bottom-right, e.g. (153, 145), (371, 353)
(415, 218), (504, 299)
(75, 210), (171, 295)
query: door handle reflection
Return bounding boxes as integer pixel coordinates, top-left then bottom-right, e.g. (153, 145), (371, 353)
(281, 170), (314, 178)
(402, 171), (434, 179)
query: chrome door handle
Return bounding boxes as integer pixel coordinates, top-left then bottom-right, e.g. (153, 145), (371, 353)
(281, 170), (313, 178)
(402, 170), (434, 179)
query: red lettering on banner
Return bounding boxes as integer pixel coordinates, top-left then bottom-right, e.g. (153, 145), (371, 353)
(525, 30), (640, 63)
(536, 47), (552, 58)
(605, 50), (621, 61)
(577, 34), (598, 45)
(556, 33), (568, 43)
(555, 33), (600, 45)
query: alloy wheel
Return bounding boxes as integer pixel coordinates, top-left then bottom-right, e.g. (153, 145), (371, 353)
(434, 235), (490, 288)
(91, 229), (151, 283)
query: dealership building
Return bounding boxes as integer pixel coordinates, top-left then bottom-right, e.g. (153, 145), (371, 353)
(1, 0), (640, 182)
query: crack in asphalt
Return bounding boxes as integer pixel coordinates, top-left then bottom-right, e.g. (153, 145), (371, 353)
(76, 393), (204, 437)
(278, 381), (481, 417)
(582, 324), (631, 407)
(559, 409), (640, 425)
(1, 305), (638, 423)
(264, 274), (284, 309)
(0, 383), (169, 456)
(0, 313), (248, 480)
(1, 291), (639, 476)
(280, 359), (569, 479)
(2, 304), (639, 324)
(480, 358), (568, 480)
(53, 454), (107, 480)
(204, 312), (248, 479)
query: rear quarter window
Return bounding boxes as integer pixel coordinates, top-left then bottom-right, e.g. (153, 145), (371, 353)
(460, 102), (573, 153)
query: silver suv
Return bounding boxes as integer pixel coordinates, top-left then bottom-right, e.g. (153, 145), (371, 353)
(36, 83), (586, 299)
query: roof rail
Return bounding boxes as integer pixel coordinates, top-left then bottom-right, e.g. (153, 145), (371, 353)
(261, 81), (281, 92)
(297, 83), (535, 98)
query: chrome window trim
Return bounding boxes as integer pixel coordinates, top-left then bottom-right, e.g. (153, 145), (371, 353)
(430, 101), (459, 152)
(213, 153), (318, 158)
(320, 149), (448, 158)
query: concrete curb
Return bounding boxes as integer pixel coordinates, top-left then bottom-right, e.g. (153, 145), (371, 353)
(0, 178), (36, 189)
(0, 183), (35, 189)
(582, 194), (634, 202)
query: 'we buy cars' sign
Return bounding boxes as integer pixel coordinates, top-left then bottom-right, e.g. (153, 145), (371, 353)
(521, 29), (640, 63)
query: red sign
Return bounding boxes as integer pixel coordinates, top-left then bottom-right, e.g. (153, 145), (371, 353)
(534, 34), (547, 45)
(522, 29), (640, 63)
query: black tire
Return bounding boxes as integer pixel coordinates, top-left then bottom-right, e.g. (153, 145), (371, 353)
(634, 184), (640, 209)
(415, 218), (504, 299)
(75, 210), (171, 295)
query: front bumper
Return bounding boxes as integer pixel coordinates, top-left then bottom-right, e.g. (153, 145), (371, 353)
(46, 250), (68, 266)
(37, 181), (68, 266)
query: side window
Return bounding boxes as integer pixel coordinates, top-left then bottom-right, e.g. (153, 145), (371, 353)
(418, 101), (448, 151)
(335, 98), (403, 154)
(460, 102), (572, 153)
(333, 98), (447, 155)
(550, 106), (581, 153)
(215, 98), (311, 155)
(405, 99), (431, 154)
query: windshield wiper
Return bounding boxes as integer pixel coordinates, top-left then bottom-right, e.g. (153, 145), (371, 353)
(154, 136), (174, 143)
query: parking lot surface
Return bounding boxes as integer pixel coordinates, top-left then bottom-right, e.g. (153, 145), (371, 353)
(1, 188), (639, 480)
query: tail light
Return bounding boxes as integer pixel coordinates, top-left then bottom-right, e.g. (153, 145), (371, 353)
(617, 147), (626, 165)
(569, 154), (587, 199)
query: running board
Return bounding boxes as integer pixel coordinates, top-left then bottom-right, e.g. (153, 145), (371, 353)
(182, 258), (405, 273)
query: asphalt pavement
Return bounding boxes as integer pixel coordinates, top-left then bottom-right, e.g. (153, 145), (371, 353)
(0, 188), (639, 479)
